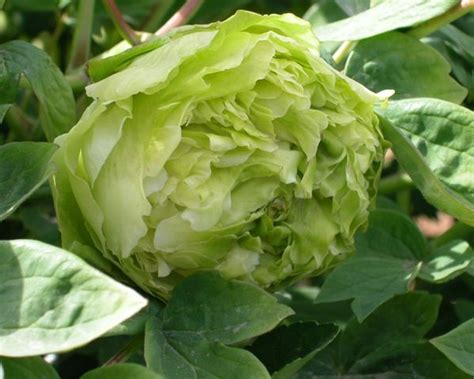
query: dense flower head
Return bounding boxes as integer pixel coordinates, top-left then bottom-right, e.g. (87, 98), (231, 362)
(52, 11), (385, 299)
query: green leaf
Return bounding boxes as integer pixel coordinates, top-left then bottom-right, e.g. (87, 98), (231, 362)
(0, 240), (147, 357)
(104, 300), (162, 337)
(314, 0), (459, 41)
(418, 240), (473, 283)
(431, 319), (474, 375)
(145, 271), (293, 379)
(361, 208), (427, 260)
(0, 357), (60, 379)
(350, 342), (470, 379)
(377, 99), (474, 225)
(81, 364), (164, 379)
(424, 35), (474, 104)
(439, 25), (474, 64)
(315, 209), (422, 321)
(298, 292), (441, 376)
(161, 271), (293, 344)
(316, 256), (418, 322)
(0, 142), (57, 221)
(345, 32), (467, 104)
(276, 287), (353, 326)
(249, 322), (339, 379)
(146, 317), (271, 379)
(0, 41), (75, 141)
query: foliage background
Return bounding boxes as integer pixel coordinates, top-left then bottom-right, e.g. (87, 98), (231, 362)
(0, 0), (473, 378)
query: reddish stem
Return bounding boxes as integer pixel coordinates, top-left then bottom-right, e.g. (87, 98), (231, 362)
(102, 0), (140, 45)
(156, 0), (203, 36)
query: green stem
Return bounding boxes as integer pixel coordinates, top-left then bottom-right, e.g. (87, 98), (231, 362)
(102, 0), (140, 45)
(431, 222), (474, 248)
(408, 0), (474, 39)
(103, 335), (144, 366)
(140, 0), (175, 32)
(155, 0), (203, 36)
(378, 173), (414, 195)
(65, 70), (90, 93)
(67, 0), (95, 73)
(332, 40), (357, 65)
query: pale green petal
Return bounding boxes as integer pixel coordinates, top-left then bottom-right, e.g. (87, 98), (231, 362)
(51, 10), (386, 300)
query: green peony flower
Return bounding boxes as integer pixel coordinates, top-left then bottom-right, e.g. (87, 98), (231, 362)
(51, 10), (386, 300)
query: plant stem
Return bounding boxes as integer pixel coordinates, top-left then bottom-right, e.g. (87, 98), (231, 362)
(332, 41), (357, 65)
(140, 0), (175, 32)
(65, 70), (90, 93)
(102, 0), (140, 45)
(408, 0), (474, 39)
(67, 0), (95, 73)
(378, 173), (414, 195)
(431, 222), (474, 248)
(155, 0), (203, 36)
(103, 335), (144, 366)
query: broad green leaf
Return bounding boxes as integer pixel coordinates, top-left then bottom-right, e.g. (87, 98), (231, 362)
(314, 0), (459, 41)
(431, 319), (474, 375)
(315, 209), (422, 321)
(315, 209), (472, 321)
(381, 343), (471, 379)
(0, 142), (57, 221)
(145, 317), (271, 379)
(249, 322), (339, 379)
(0, 0), (4, 9)
(0, 357), (59, 379)
(145, 272), (293, 379)
(345, 32), (467, 104)
(0, 240), (147, 357)
(324, 342), (470, 379)
(439, 25), (474, 64)
(424, 35), (474, 104)
(418, 240), (473, 283)
(161, 271), (293, 344)
(81, 364), (164, 379)
(276, 287), (353, 325)
(0, 41), (75, 141)
(377, 99), (474, 225)
(298, 292), (441, 376)
(104, 300), (162, 337)
(316, 256), (418, 322)
(361, 208), (427, 260)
